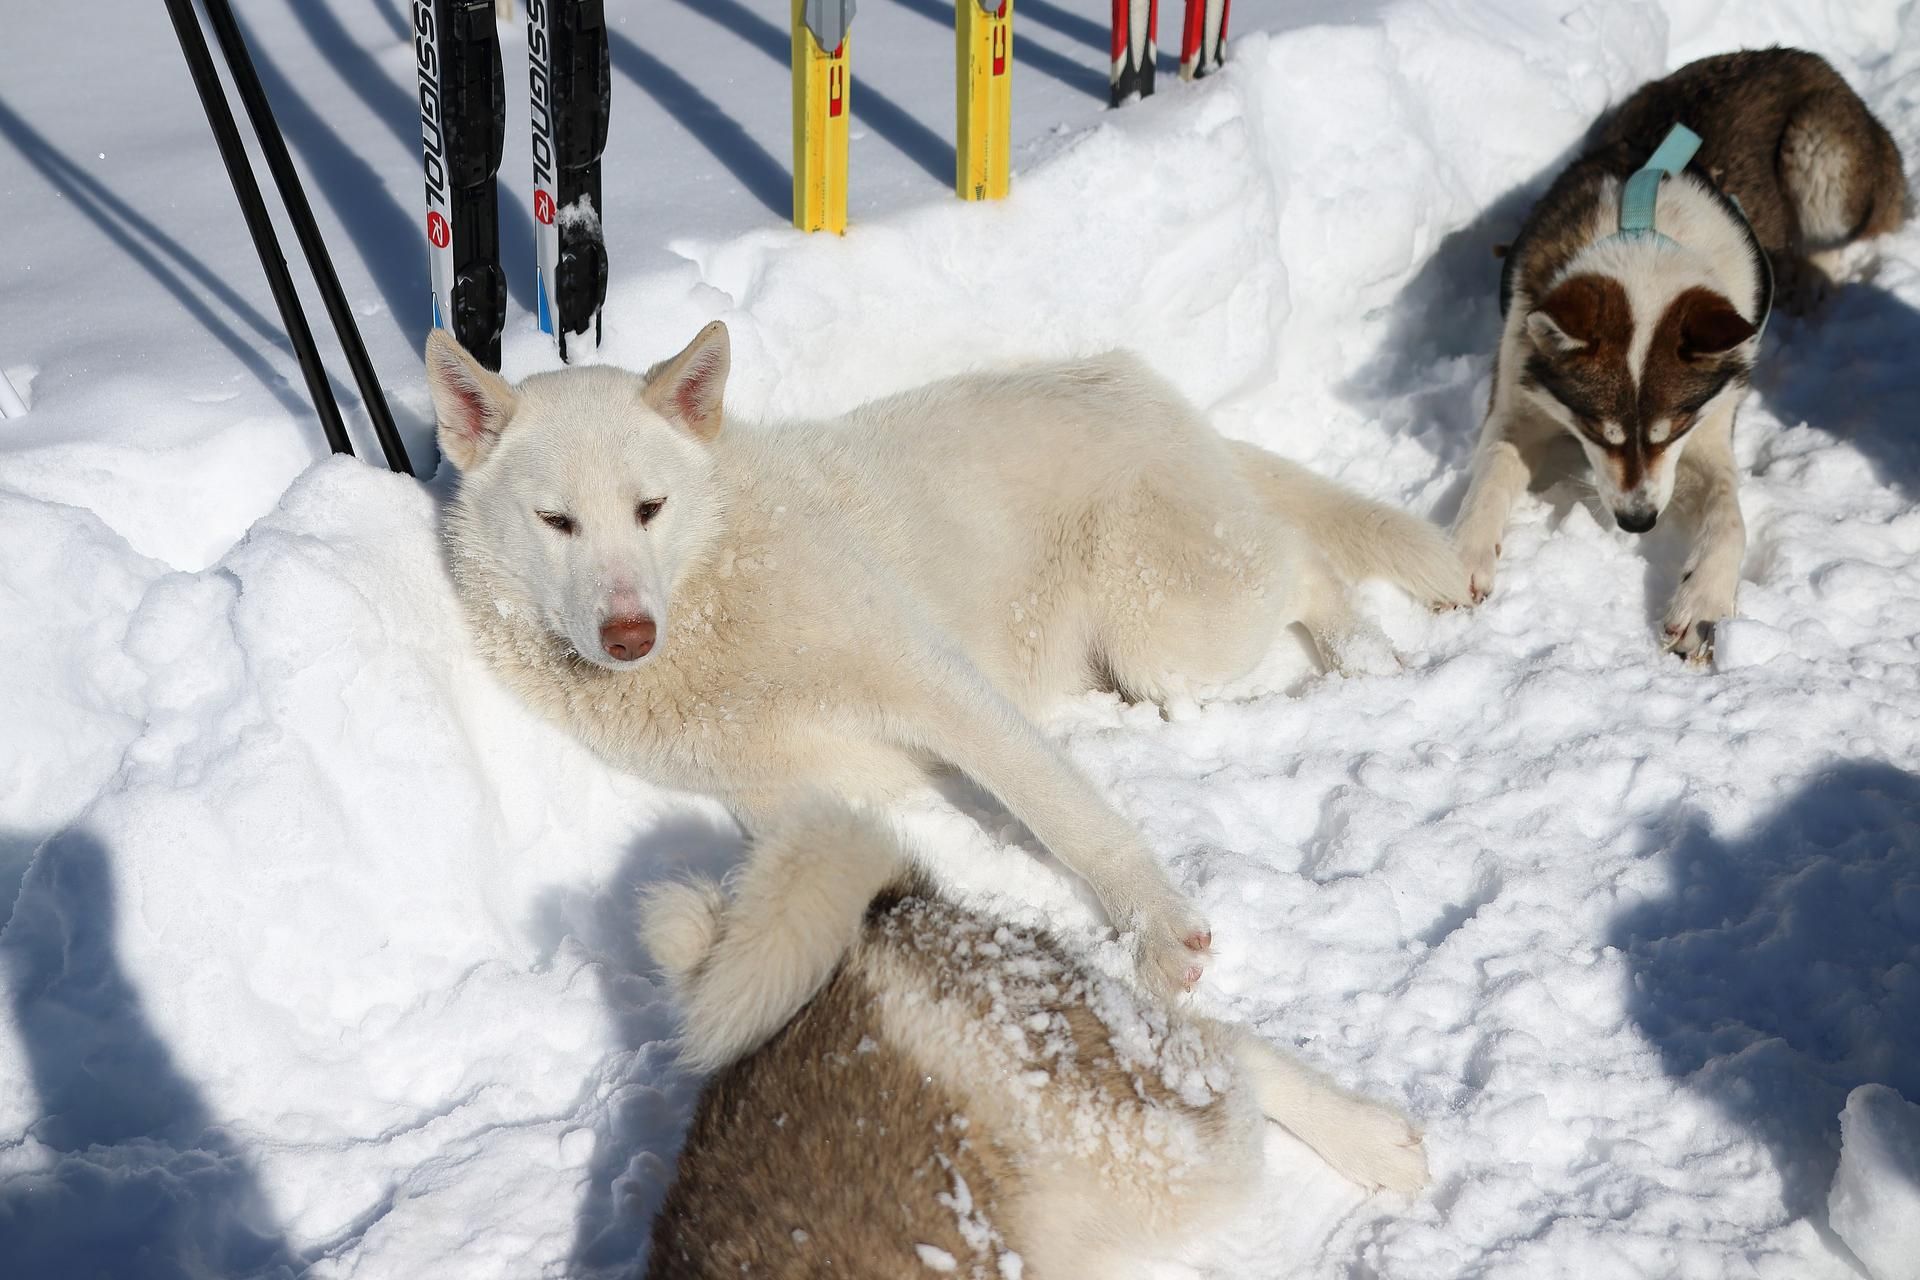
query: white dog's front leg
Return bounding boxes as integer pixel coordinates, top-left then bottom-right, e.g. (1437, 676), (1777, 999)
(1662, 410), (1746, 663)
(881, 667), (1210, 999)
(1452, 405), (1538, 604)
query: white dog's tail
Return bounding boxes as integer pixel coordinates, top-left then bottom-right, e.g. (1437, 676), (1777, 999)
(1230, 442), (1469, 609)
(639, 801), (908, 1073)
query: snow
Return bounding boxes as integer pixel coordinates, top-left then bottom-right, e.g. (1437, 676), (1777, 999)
(1830, 1086), (1920, 1280)
(2, 1), (1918, 1277)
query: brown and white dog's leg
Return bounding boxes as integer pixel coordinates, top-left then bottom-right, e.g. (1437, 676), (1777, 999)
(1232, 1034), (1429, 1194)
(1661, 404), (1746, 663)
(1451, 407), (1539, 604)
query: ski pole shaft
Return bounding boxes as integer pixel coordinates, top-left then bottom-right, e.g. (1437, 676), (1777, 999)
(163, 0), (353, 457)
(956, 0), (1012, 201)
(198, 0), (413, 474)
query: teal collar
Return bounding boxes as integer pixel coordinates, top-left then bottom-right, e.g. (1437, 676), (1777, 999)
(1619, 123), (1702, 241)
(1611, 122), (1772, 340)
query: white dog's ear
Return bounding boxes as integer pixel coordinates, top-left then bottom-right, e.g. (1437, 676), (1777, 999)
(426, 328), (518, 470)
(642, 321), (730, 442)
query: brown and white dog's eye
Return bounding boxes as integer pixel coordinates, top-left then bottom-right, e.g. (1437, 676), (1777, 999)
(537, 511), (577, 535)
(637, 498), (666, 527)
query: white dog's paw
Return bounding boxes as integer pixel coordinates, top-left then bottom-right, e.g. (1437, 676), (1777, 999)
(1129, 894), (1213, 1000)
(1454, 534), (1500, 606)
(1662, 572), (1737, 664)
(1318, 1097), (1430, 1195)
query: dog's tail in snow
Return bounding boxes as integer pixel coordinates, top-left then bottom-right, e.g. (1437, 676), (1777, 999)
(1230, 441), (1469, 609)
(639, 800), (908, 1073)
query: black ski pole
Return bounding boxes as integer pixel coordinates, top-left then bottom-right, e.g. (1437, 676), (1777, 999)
(417, 0), (508, 371)
(163, 0), (354, 457)
(198, 0), (413, 475)
(528, 0), (610, 362)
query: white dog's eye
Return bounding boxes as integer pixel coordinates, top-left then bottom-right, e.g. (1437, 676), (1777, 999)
(637, 498), (666, 527)
(537, 511), (576, 535)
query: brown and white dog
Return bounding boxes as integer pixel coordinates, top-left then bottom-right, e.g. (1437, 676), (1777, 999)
(640, 802), (1427, 1279)
(1453, 48), (1907, 660)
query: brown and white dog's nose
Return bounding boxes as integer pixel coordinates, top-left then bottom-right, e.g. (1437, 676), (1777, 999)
(1614, 507), (1658, 534)
(599, 615), (657, 662)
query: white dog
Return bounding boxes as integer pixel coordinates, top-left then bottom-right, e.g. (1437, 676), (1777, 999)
(640, 801), (1428, 1278)
(429, 323), (1466, 995)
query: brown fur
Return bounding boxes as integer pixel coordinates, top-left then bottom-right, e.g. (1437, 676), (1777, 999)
(1519, 279), (1753, 495)
(1503, 47), (1907, 318)
(645, 938), (1026, 1278)
(647, 881), (1252, 1279)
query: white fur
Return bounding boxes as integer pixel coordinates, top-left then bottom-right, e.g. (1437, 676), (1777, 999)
(639, 799), (905, 1072)
(436, 329), (1465, 997)
(1453, 172), (1757, 659)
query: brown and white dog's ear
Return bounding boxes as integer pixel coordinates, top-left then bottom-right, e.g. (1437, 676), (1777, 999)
(642, 321), (730, 442)
(425, 328), (518, 471)
(1526, 275), (1619, 357)
(1674, 289), (1757, 360)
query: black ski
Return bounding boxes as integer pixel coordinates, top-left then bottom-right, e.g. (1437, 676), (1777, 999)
(528, 0), (610, 361)
(417, 0), (507, 370)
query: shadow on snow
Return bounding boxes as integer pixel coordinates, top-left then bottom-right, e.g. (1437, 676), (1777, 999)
(0, 830), (306, 1278)
(1611, 760), (1920, 1234)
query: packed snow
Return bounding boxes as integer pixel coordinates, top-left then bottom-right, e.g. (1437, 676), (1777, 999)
(3, 0), (1919, 1277)
(1830, 1085), (1920, 1280)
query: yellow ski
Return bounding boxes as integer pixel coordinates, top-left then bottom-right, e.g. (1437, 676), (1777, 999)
(956, 0), (1012, 201)
(792, 0), (853, 233)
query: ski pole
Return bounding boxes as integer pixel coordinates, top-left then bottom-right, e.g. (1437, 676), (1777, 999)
(198, 0), (413, 474)
(1110, 0), (1158, 107)
(163, 0), (354, 457)
(527, 0), (610, 362)
(1179, 0), (1228, 81)
(417, 0), (508, 370)
(792, 0), (853, 233)
(956, 0), (1012, 202)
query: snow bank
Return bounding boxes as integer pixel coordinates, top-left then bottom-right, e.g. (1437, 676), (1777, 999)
(1830, 1085), (1920, 1280)
(2, 1), (1918, 1277)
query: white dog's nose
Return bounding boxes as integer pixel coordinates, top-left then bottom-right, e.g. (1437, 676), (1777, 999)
(600, 615), (656, 661)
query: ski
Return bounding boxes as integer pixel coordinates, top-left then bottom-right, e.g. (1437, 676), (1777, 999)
(527, 0), (610, 361)
(1179, 0), (1228, 81)
(1109, 0), (1158, 108)
(416, 0), (507, 371)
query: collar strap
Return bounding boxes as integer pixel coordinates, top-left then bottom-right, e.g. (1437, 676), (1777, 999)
(1619, 123), (1702, 238)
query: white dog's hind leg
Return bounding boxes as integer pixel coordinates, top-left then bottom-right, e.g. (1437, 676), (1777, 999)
(1661, 404), (1746, 664)
(1294, 551), (1400, 677)
(1234, 1035), (1429, 1194)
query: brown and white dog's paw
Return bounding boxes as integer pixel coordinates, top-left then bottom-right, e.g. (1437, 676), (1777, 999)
(1318, 1096), (1431, 1195)
(1662, 575), (1737, 664)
